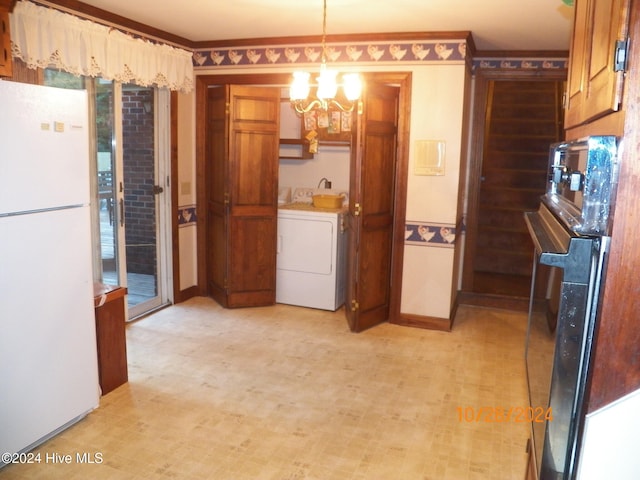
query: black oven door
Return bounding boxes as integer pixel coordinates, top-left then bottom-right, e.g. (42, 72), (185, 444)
(524, 204), (604, 479)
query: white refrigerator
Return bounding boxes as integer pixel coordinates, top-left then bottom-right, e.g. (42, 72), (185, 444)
(0, 80), (100, 462)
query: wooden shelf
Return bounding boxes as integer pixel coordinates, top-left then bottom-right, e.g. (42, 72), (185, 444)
(279, 138), (314, 160)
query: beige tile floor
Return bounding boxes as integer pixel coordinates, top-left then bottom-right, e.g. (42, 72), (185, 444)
(0, 297), (532, 480)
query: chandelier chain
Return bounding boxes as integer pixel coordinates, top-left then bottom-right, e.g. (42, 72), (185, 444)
(321, 0), (328, 65)
(288, 0), (362, 115)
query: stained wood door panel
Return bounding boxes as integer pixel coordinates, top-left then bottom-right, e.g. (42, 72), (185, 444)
(228, 216), (276, 290)
(206, 85), (279, 308)
(358, 228), (393, 311)
(232, 131), (278, 206)
(207, 86), (229, 306)
(566, 0), (629, 127)
(346, 82), (399, 333)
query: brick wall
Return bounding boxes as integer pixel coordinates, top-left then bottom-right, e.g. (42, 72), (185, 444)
(122, 88), (156, 277)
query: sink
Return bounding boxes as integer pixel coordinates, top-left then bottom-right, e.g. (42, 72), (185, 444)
(312, 194), (344, 209)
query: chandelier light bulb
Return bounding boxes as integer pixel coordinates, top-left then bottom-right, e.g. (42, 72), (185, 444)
(316, 67), (338, 100)
(290, 71), (311, 101)
(342, 73), (362, 101)
(288, 0), (362, 114)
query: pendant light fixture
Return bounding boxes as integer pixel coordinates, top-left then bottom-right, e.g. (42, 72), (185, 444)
(289, 0), (363, 114)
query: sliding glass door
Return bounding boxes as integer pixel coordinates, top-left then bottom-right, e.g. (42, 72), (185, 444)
(120, 83), (171, 318)
(44, 71), (172, 320)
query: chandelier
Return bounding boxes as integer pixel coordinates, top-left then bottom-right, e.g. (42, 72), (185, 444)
(289, 0), (363, 114)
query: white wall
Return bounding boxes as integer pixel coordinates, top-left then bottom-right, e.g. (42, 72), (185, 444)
(279, 145), (351, 193)
(177, 90), (197, 291)
(401, 65), (468, 319)
(279, 103), (351, 192)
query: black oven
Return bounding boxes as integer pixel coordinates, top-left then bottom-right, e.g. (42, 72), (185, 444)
(524, 136), (619, 479)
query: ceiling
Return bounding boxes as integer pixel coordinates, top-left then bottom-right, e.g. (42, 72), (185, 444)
(73, 0), (574, 51)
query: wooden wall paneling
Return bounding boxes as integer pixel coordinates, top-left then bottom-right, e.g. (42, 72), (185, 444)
(586, 0), (640, 413)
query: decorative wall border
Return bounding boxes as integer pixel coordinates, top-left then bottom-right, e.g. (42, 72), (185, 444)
(193, 40), (468, 69)
(405, 221), (457, 248)
(178, 205), (197, 228)
(473, 58), (568, 71)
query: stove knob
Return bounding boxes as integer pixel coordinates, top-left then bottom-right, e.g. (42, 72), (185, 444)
(569, 171), (583, 191)
(552, 166), (566, 184)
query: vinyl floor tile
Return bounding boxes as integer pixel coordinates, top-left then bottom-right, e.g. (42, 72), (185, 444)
(0, 297), (531, 479)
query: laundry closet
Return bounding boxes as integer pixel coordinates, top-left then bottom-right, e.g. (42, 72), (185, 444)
(276, 93), (352, 311)
(202, 77), (403, 332)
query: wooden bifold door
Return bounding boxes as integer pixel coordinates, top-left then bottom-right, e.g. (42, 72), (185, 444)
(206, 85), (280, 308)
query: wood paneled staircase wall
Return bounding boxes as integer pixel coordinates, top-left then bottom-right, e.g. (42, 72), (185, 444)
(462, 76), (565, 309)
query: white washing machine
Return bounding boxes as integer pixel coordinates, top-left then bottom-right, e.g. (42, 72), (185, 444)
(276, 203), (347, 311)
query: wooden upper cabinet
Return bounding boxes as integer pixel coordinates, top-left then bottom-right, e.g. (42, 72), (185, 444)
(0, 6), (12, 77)
(564, 0), (631, 129)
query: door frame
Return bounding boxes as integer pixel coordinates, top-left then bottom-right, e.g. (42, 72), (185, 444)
(114, 84), (173, 320)
(195, 72), (411, 323)
(460, 68), (567, 310)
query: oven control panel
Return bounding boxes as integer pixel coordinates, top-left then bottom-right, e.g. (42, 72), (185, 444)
(552, 165), (584, 191)
(545, 136), (619, 235)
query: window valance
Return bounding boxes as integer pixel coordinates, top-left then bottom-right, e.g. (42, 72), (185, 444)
(9, 1), (194, 93)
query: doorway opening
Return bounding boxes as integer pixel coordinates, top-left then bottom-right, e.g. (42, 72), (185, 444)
(461, 71), (566, 310)
(195, 73), (410, 330)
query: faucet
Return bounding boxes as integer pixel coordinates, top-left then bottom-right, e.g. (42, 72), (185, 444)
(317, 177), (332, 189)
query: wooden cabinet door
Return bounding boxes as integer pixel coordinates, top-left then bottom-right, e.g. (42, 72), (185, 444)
(207, 85), (280, 307)
(346, 83), (399, 332)
(581, 0), (629, 121)
(0, 8), (12, 78)
(565, 0), (630, 128)
(564, 0), (592, 128)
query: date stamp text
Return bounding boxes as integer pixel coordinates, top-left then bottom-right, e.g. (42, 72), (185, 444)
(457, 406), (553, 423)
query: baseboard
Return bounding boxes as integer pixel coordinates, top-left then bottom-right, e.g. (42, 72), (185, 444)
(392, 313), (453, 332)
(174, 285), (200, 304)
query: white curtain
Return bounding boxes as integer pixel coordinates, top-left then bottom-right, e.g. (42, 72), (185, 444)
(9, 1), (194, 92)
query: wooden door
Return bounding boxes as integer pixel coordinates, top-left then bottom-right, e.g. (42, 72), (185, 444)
(346, 83), (399, 332)
(206, 85), (280, 307)
(206, 86), (228, 305)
